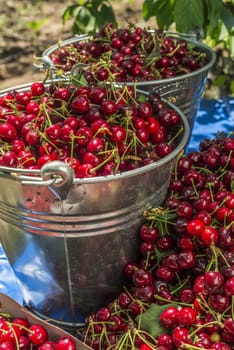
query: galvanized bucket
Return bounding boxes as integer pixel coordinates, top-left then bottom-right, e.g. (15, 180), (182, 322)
(0, 84), (190, 328)
(39, 32), (216, 129)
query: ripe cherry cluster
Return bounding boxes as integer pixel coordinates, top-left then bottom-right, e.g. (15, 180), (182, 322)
(47, 24), (208, 82)
(0, 80), (184, 177)
(79, 135), (234, 349)
(0, 315), (76, 350)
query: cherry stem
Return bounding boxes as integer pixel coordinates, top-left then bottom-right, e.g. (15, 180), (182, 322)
(188, 320), (223, 338)
(196, 293), (220, 321)
(194, 165), (212, 175)
(171, 274), (191, 295)
(207, 182), (215, 202)
(209, 244), (219, 272)
(213, 246), (231, 268)
(168, 125), (184, 145)
(39, 132), (62, 154)
(0, 313), (11, 319)
(91, 148), (118, 174)
(117, 330), (131, 350)
(6, 322), (20, 350)
(133, 328), (156, 349)
(183, 343), (213, 350)
(69, 132), (75, 160)
(226, 219), (234, 231)
(232, 295), (234, 320)
(190, 178), (200, 199)
(173, 150), (185, 181)
(154, 294), (192, 307)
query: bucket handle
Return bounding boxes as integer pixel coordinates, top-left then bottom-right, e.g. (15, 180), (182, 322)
(0, 161), (74, 200)
(165, 27), (205, 42)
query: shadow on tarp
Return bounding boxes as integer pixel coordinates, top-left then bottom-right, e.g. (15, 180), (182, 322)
(187, 96), (234, 153)
(0, 96), (233, 305)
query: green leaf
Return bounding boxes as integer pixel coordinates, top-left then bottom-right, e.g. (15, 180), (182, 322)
(220, 2), (234, 32)
(62, 4), (81, 23)
(92, 2), (117, 30)
(143, 0), (175, 28)
(174, 0), (205, 34)
(214, 74), (226, 86)
(205, 0), (222, 32)
(136, 303), (176, 338)
(72, 7), (96, 34)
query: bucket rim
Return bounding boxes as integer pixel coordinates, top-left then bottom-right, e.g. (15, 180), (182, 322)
(0, 83), (190, 184)
(40, 30), (216, 84)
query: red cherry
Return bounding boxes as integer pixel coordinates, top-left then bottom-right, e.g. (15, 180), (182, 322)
(37, 154), (55, 167)
(124, 262), (138, 279)
(110, 125), (126, 144)
(201, 226), (218, 246)
(186, 219), (205, 236)
(26, 101), (40, 115)
(71, 95), (89, 114)
(45, 124), (61, 141)
(75, 126), (93, 146)
(177, 307), (197, 326)
(55, 336), (76, 350)
(0, 341), (15, 350)
(0, 123), (17, 141)
(54, 87), (71, 101)
(76, 163), (95, 178)
(136, 128), (149, 144)
(160, 306), (179, 328)
(139, 224), (159, 242)
(147, 116), (160, 134)
(18, 335), (30, 350)
(101, 100), (117, 116)
(18, 150), (35, 167)
(1, 151), (18, 167)
(7, 113), (23, 130)
(38, 341), (56, 350)
(117, 292), (131, 309)
(107, 315), (125, 332)
(12, 317), (30, 336)
(172, 326), (190, 348)
(15, 91), (31, 106)
(132, 268), (153, 287)
(204, 271), (224, 292)
(27, 324), (48, 346)
(223, 277), (234, 296)
(89, 87), (106, 104)
(140, 344), (154, 350)
(137, 102), (152, 120)
(31, 82), (46, 96)
(25, 129), (40, 146)
(95, 307), (111, 322)
(87, 137), (104, 152)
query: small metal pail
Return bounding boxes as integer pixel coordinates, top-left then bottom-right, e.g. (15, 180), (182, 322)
(0, 84), (190, 328)
(39, 32), (216, 129)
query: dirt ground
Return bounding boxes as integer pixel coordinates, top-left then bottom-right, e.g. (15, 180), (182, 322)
(0, 0), (154, 91)
(1, 1), (232, 99)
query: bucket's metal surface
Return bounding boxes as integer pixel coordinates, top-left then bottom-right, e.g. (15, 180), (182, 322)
(0, 86), (190, 328)
(40, 32), (216, 130)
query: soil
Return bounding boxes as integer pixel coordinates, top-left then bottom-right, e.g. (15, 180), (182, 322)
(0, 1), (230, 99)
(0, 0), (153, 91)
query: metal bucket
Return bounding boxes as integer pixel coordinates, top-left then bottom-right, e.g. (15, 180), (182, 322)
(0, 84), (190, 328)
(39, 32), (216, 129)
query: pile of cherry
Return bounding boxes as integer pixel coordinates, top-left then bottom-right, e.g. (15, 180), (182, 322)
(0, 80), (184, 177)
(47, 24), (208, 82)
(0, 315), (76, 350)
(78, 135), (234, 350)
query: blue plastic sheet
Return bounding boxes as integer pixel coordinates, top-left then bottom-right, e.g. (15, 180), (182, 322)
(0, 97), (233, 305)
(187, 96), (234, 153)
